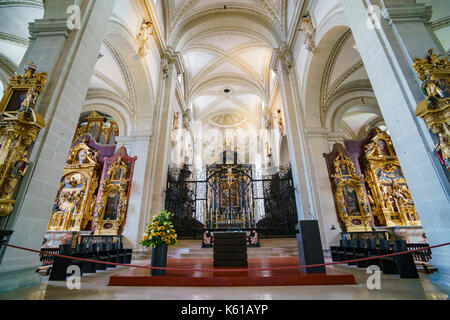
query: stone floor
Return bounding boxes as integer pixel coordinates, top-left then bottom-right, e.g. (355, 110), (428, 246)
(0, 239), (449, 300)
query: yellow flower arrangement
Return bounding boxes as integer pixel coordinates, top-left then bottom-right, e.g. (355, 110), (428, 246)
(141, 210), (178, 247)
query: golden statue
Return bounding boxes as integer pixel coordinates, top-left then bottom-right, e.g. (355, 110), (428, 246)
(173, 112), (180, 131)
(137, 21), (153, 58)
(277, 109), (284, 134)
(299, 15), (316, 52)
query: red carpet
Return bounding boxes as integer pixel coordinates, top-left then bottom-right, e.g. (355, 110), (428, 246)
(108, 257), (356, 287)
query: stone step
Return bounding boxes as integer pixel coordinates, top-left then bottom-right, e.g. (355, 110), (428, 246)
(134, 238), (299, 260)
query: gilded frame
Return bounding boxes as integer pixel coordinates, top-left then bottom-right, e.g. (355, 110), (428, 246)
(333, 153), (372, 232)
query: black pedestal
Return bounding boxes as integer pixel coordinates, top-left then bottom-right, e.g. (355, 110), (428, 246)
(151, 245), (168, 276)
(296, 220), (326, 274)
(394, 240), (419, 279)
(213, 232), (248, 268)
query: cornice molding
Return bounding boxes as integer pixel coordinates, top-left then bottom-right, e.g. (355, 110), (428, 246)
(0, 0), (43, 9)
(28, 18), (71, 39)
(431, 16), (450, 31)
(0, 32), (29, 46)
(381, 3), (432, 25)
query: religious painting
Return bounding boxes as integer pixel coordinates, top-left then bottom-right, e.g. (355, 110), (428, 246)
(104, 190), (120, 220)
(4, 90), (28, 111)
(112, 167), (123, 181)
(342, 185), (361, 216)
(340, 164), (350, 176)
(0, 62), (47, 113)
(376, 139), (390, 156)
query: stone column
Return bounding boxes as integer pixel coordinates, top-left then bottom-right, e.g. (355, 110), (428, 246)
(143, 59), (178, 227)
(306, 128), (342, 250)
(270, 48), (319, 222)
(341, 0), (450, 268)
(0, 0), (116, 291)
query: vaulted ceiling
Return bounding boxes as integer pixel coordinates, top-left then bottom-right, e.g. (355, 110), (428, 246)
(184, 31), (272, 124)
(165, 0), (297, 127)
(165, 0), (286, 33)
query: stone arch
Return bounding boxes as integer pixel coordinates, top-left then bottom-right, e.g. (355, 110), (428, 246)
(103, 19), (155, 132)
(303, 25), (351, 127)
(170, 9), (284, 52)
(325, 91), (380, 133)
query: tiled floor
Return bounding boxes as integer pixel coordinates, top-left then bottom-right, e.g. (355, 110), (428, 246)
(0, 261), (448, 300)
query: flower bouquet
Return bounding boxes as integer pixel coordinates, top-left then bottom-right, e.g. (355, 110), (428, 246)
(141, 210), (177, 275)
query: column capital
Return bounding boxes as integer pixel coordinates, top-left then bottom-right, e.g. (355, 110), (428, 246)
(305, 127), (329, 138)
(270, 43), (293, 73)
(162, 46), (184, 74)
(381, 1), (432, 25)
(29, 19), (72, 40)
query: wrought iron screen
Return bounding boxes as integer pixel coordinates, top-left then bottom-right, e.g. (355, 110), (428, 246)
(165, 164), (298, 238)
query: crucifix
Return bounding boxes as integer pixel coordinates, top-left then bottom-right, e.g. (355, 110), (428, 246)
(226, 165), (239, 188)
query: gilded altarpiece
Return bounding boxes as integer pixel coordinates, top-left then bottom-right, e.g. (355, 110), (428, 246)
(73, 111), (118, 146)
(363, 130), (421, 227)
(93, 146), (136, 235)
(47, 142), (100, 231)
(413, 50), (449, 177)
(332, 152), (372, 232)
(0, 62), (47, 218)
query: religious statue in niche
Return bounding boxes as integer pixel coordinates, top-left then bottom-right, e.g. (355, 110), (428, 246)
(173, 112), (180, 131)
(93, 146), (137, 235)
(277, 109), (284, 134)
(183, 108), (193, 131)
(136, 21), (153, 58)
(362, 130), (421, 227)
(413, 50), (449, 175)
(332, 152), (372, 232)
(299, 15), (316, 52)
(432, 122), (450, 170)
(47, 142), (100, 231)
(263, 106), (273, 130)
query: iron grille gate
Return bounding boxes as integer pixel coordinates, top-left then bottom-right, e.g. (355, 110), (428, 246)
(164, 164), (298, 238)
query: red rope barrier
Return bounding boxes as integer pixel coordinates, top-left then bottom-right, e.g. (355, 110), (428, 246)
(2, 242), (449, 273)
